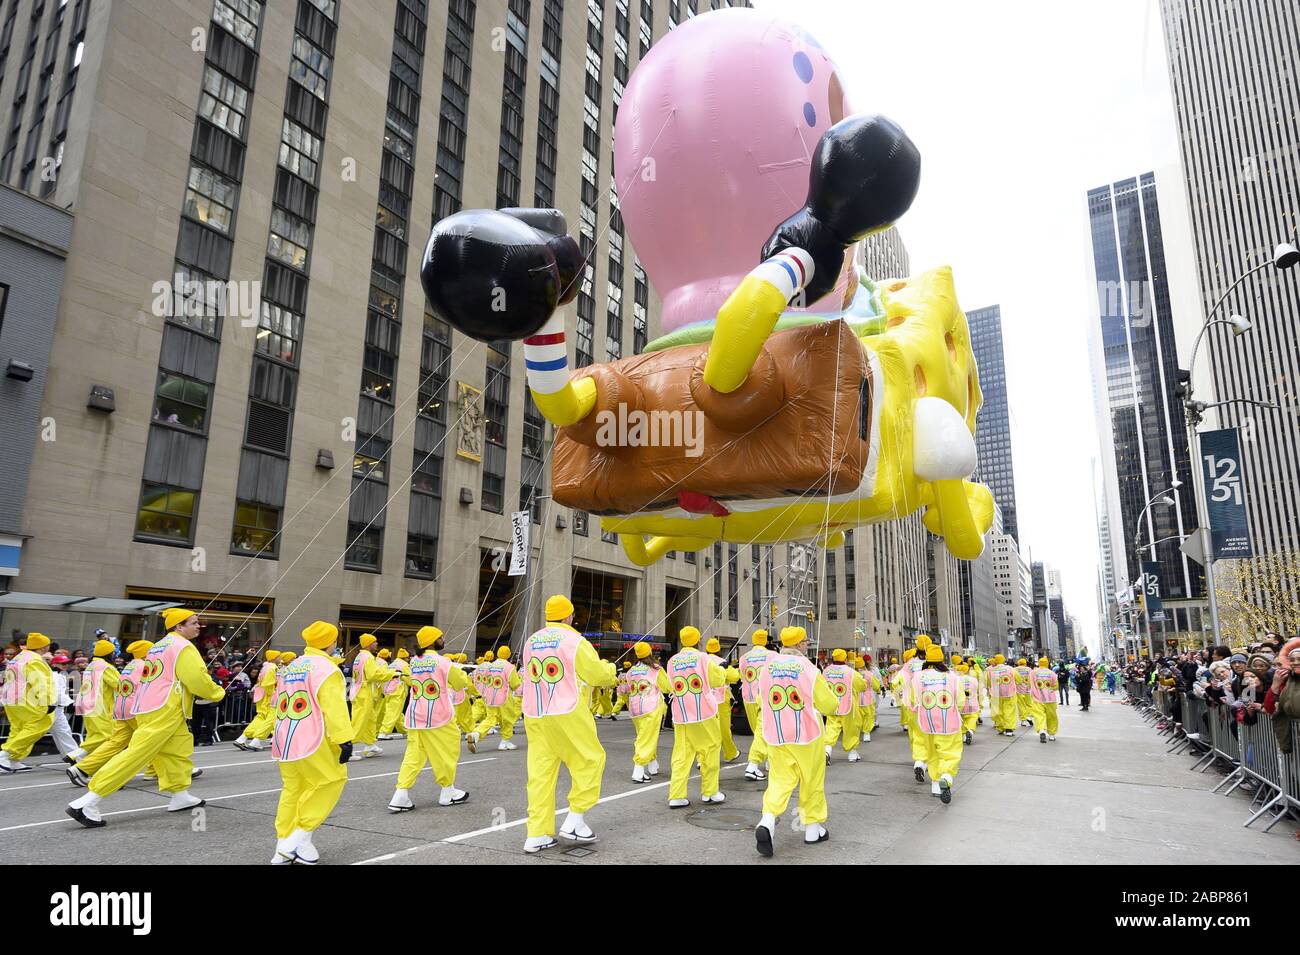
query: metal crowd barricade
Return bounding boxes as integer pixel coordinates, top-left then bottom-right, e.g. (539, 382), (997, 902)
(214, 691), (258, 741)
(1234, 714), (1289, 830)
(1282, 725), (1300, 822)
(1173, 691), (1212, 758)
(1199, 698), (1240, 776)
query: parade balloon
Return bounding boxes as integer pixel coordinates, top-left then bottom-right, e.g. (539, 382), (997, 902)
(417, 6), (994, 566)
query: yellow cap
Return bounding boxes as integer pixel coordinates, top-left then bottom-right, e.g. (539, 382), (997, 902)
(416, 626), (442, 649)
(903, 648), (916, 662)
(93, 640), (116, 658)
(162, 608), (196, 630)
(24, 632), (50, 650)
(925, 646), (944, 663)
(127, 640), (153, 659)
(951, 654), (963, 664)
(497, 646), (511, 660)
(378, 648), (392, 659)
(265, 650), (281, 662)
(751, 629), (768, 646)
(679, 626), (701, 648)
(916, 634), (932, 650)
(359, 633), (377, 648)
(706, 637), (721, 653)
(484, 648), (496, 661)
(832, 648), (847, 663)
(302, 621), (338, 649)
(854, 656), (865, 669)
(278, 651), (297, 664)
(779, 626), (806, 647)
(956, 663), (970, 673)
(545, 594), (574, 621)
(1038, 657), (1049, 667)
(397, 648), (409, 659)
(1017, 658), (1027, 666)
(634, 641), (651, 659)
(622, 660), (631, 669)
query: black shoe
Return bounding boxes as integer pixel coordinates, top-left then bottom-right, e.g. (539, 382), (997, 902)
(66, 806), (106, 829)
(191, 769), (203, 779)
(1039, 731), (1047, 743)
(913, 765), (925, 783)
(939, 780), (952, 805)
(756, 824), (774, 858)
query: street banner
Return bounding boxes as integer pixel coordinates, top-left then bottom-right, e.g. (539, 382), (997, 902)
(1199, 428), (1253, 559)
(508, 510), (530, 576)
(1140, 561), (1164, 618)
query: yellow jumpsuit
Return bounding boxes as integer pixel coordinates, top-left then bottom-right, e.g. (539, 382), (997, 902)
(396, 654), (470, 790)
(2, 651), (55, 761)
(707, 655), (741, 761)
(659, 653), (725, 801)
(1014, 666), (1033, 724)
(593, 685), (614, 717)
(78, 662), (121, 756)
(455, 677), (478, 734)
(762, 670), (839, 824)
(379, 658), (410, 736)
(274, 648), (354, 839)
(822, 669), (866, 753)
(474, 664), (522, 741)
(1029, 668), (1060, 736)
(632, 702), (664, 767)
(959, 674), (981, 735)
(901, 664), (928, 765)
(910, 671), (967, 782)
(348, 651), (392, 746)
(859, 670), (881, 734)
(241, 662), (278, 741)
(524, 628), (616, 839)
(89, 636), (224, 796)
(739, 648), (774, 767)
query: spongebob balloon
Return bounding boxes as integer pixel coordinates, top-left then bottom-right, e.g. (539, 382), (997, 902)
(418, 7), (994, 565)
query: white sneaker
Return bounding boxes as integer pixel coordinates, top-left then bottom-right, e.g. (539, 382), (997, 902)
(365, 745), (383, 757)
(388, 788), (414, 813)
(803, 822), (828, 844)
(559, 811), (596, 842)
(931, 780), (941, 797)
(497, 740), (517, 751)
(702, 792), (726, 804)
(862, 732), (871, 742)
(632, 765), (648, 783)
(66, 791), (105, 827)
(648, 759), (660, 776)
(847, 751), (861, 762)
(939, 773), (953, 804)
(292, 829), (319, 864)
(247, 740), (269, 751)
(0, 753), (32, 773)
(166, 790), (205, 812)
(744, 762), (766, 780)
(1048, 734), (1056, 741)
(438, 787), (469, 806)
(271, 834), (300, 864)
(524, 835), (557, 853)
(668, 798), (690, 808)
(66, 765), (89, 787)
(756, 812), (777, 857)
(466, 732), (479, 754)
(486, 727), (499, 736)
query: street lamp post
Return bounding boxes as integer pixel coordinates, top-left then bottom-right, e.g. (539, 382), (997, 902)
(1131, 488), (1177, 659)
(1178, 241), (1299, 647)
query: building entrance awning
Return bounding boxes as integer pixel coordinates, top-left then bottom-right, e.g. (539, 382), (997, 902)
(0, 592), (185, 615)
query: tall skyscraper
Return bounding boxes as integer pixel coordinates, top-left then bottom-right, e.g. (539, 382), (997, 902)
(1086, 174), (1205, 646)
(967, 305), (1019, 545)
(1161, 0), (1300, 587)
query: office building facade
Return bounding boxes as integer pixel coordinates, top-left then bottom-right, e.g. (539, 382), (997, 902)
(967, 305), (1019, 545)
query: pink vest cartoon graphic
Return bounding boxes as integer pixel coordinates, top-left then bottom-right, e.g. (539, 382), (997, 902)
(349, 649), (373, 702)
(405, 653), (454, 730)
(914, 669), (961, 735)
(113, 659), (145, 721)
(1030, 668), (1058, 704)
(739, 647), (772, 705)
(626, 662), (663, 718)
(987, 665), (1016, 699)
(252, 662), (276, 705)
(1014, 666), (1032, 695)
(130, 634), (188, 717)
(482, 660), (515, 708)
(758, 653), (821, 746)
(75, 659), (111, 717)
(858, 672), (877, 708)
(706, 653), (729, 705)
(666, 650), (718, 724)
(0, 649), (38, 707)
(823, 664), (854, 716)
(272, 655), (335, 762)
(959, 673), (981, 715)
(521, 626), (581, 718)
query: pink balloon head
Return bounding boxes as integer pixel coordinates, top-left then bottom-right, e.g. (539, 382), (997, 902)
(613, 8), (856, 335)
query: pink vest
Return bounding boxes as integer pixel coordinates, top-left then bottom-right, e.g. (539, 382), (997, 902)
(858, 671), (877, 707)
(383, 659), (407, 695)
(739, 647), (772, 704)
(1014, 666), (1032, 694)
(823, 664), (854, 716)
(1, 649), (39, 707)
(914, 669), (962, 735)
(666, 650), (718, 724)
(76, 659), (112, 716)
(272, 654), (336, 762)
(349, 650), (374, 701)
(706, 654), (729, 704)
(405, 653), (454, 730)
(450, 673), (467, 708)
(253, 662), (276, 704)
(113, 659), (145, 721)
(626, 662), (663, 718)
(958, 673), (981, 714)
(482, 660), (515, 707)
(131, 634), (188, 717)
(521, 626), (581, 718)
(1030, 668), (1058, 704)
(906, 661), (924, 712)
(987, 665), (1016, 699)
(758, 653), (822, 746)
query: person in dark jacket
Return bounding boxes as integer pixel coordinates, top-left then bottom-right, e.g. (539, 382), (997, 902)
(1055, 662), (1071, 704)
(1075, 661), (1093, 710)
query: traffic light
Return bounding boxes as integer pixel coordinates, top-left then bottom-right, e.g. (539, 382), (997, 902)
(1174, 368), (1192, 400)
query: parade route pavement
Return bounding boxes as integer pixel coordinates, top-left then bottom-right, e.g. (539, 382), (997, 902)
(2, 689), (1296, 864)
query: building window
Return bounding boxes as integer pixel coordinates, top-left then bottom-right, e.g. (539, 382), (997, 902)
(826, 551), (838, 620)
(345, 522), (382, 571)
(231, 500), (280, 557)
(573, 511), (589, 536)
(714, 543), (722, 617)
(279, 117), (321, 182)
(268, 207), (310, 270)
(353, 434), (389, 483)
(135, 483), (196, 543)
(406, 533), (437, 578)
(306, 0), (339, 19)
(0, 283), (7, 338)
(727, 544), (738, 621)
(213, 0), (262, 48)
(198, 65), (250, 138)
(289, 34), (331, 101)
(183, 164), (237, 233)
(153, 372), (210, 432)
(256, 301), (302, 364)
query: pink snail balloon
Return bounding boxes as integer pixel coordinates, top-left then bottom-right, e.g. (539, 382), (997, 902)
(613, 7), (857, 333)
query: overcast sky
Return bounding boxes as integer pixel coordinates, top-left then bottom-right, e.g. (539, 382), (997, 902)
(754, 0), (1183, 653)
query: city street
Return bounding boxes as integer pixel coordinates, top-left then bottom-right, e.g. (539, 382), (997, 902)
(3, 690), (1294, 865)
